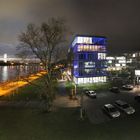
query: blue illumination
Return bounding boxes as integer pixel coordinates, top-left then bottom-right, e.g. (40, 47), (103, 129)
(71, 35), (107, 48)
(92, 37), (107, 45)
(71, 35), (108, 80)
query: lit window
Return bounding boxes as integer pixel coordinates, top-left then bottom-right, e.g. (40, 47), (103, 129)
(90, 45), (92, 51)
(95, 45), (97, 51)
(98, 53), (106, 60)
(132, 54), (136, 57)
(122, 64), (126, 67)
(84, 61), (95, 68)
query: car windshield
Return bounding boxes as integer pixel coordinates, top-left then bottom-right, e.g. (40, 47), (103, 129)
(109, 107), (117, 112)
(122, 104), (130, 108)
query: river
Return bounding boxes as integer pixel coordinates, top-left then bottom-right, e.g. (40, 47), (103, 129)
(0, 65), (42, 82)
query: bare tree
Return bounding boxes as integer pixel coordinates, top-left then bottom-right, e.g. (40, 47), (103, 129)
(17, 17), (69, 112)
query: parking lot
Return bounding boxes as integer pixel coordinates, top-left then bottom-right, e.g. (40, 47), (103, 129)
(83, 89), (140, 124)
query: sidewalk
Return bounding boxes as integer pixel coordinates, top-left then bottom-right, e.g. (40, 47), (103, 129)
(0, 71), (47, 96)
(53, 96), (80, 108)
(53, 80), (81, 108)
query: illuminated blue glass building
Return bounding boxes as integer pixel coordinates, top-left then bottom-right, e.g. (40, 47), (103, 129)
(71, 35), (107, 84)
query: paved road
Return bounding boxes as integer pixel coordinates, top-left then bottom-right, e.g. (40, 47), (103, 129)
(83, 89), (140, 124)
(53, 81), (81, 108)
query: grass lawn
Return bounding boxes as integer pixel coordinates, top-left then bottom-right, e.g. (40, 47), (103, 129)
(78, 82), (111, 91)
(65, 81), (111, 93)
(0, 80), (41, 101)
(0, 76), (57, 101)
(0, 107), (140, 140)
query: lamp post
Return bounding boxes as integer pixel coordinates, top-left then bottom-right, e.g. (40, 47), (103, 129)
(80, 90), (84, 120)
(74, 83), (77, 100)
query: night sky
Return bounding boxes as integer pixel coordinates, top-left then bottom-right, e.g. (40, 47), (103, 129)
(0, 0), (140, 55)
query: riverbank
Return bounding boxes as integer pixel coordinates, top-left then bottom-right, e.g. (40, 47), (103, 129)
(0, 71), (47, 96)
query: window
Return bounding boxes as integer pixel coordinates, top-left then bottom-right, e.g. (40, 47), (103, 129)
(98, 53), (106, 60)
(79, 62), (83, 68)
(79, 69), (83, 76)
(79, 54), (86, 60)
(96, 69), (100, 75)
(100, 46), (106, 52)
(88, 54), (93, 60)
(77, 45), (106, 52)
(100, 61), (107, 67)
(84, 61), (95, 68)
(84, 69), (94, 75)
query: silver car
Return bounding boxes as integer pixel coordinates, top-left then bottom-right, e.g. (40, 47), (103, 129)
(102, 104), (120, 118)
(122, 84), (134, 90)
(85, 90), (96, 98)
(114, 100), (135, 115)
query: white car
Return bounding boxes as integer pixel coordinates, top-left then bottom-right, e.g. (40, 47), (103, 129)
(85, 90), (96, 98)
(102, 104), (120, 118)
(122, 84), (134, 90)
(114, 100), (135, 115)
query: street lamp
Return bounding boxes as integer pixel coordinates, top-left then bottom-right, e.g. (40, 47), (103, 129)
(80, 90), (85, 120)
(74, 83), (77, 100)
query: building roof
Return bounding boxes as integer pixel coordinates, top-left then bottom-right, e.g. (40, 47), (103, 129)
(75, 34), (107, 38)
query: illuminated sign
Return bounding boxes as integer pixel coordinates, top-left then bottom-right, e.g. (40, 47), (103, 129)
(135, 70), (140, 76)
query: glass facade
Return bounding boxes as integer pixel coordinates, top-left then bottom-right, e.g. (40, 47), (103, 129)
(71, 35), (107, 84)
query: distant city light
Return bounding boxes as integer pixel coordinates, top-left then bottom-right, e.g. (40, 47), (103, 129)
(135, 70), (140, 76)
(132, 54), (136, 57)
(3, 53), (7, 63)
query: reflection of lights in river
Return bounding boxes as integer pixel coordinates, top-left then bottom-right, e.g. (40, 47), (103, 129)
(2, 66), (8, 82)
(0, 65), (42, 82)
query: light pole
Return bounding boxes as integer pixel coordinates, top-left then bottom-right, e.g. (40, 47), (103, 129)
(80, 91), (84, 120)
(74, 83), (77, 100)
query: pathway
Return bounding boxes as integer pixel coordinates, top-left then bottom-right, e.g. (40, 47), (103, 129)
(0, 71), (47, 96)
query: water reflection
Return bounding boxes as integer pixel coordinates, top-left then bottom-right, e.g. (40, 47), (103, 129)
(0, 65), (42, 82)
(2, 66), (8, 82)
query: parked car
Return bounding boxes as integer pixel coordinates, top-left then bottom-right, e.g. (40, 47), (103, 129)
(114, 100), (135, 115)
(102, 104), (120, 118)
(134, 94), (140, 102)
(110, 87), (120, 93)
(122, 84), (134, 90)
(85, 90), (97, 98)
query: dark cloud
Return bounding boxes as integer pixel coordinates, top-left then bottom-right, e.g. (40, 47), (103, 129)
(0, 43), (16, 56)
(0, 0), (140, 54)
